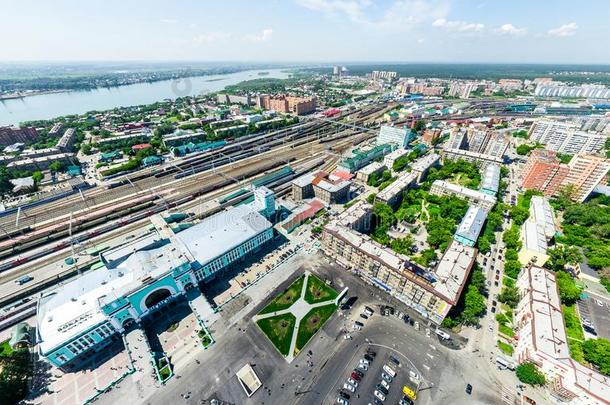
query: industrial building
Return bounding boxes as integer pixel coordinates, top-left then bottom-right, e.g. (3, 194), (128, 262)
(37, 188), (276, 370)
(321, 201), (476, 324)
(514, 266), (610, 404)
(430, 180), (497, 210)
(479, 164), (501, 196)
(291, 170), (352, 204)
(376, 125), (413, 149)
(454, 205), (488, 247)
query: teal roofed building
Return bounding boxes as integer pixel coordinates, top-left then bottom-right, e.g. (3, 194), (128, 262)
(338, 144), (396, 173)
(67, 165), (81, 177)
(37, 187), (276, 370)
(100, 151), (122, 162)
(142, 155), (163, 167)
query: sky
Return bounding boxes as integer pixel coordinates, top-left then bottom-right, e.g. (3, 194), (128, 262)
(1, 0), (609, 64)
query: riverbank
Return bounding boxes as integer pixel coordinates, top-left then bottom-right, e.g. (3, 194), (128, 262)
(0, 68), (291, 126)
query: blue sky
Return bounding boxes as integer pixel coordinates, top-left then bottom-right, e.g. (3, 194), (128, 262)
(1, 0), (608, 63)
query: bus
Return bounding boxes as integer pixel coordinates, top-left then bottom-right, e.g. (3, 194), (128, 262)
(402, 385), (417, 401)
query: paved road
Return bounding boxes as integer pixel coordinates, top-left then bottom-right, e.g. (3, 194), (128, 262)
(96, 255), (511, 405)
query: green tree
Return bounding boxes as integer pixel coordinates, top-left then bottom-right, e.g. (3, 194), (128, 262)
(498, 286), (520, 308)
(554, 271), (581, 305)
(516, 362), (546, 386)
(583, 338), (610, 376)
(545, 245), (582, 272)
(32, 171), (43, 184)
(367, 193), (377, 204)
(48, 161), (63, 173)
(0, 349), (31, 404)
(504, 260), (522, 279)
(460, 285), (486, 325)
(390, 236), (413, 255)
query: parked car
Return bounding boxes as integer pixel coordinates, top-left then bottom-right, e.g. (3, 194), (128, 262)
(381, 372), (393, 383)
(389, 355), (400, 366)
(380, 379), (390, 390)
(359, 358), (370, 366)
(336, 397), (349, 405)
(375, 384), (389, 395)
(347, 378), (359, 388)
(360, 313), (369, 320)
(351, 372), (361, 381)
(343, 382), (356, 393)
(374, 390), (386, 402)
(466, 383), (473, 395)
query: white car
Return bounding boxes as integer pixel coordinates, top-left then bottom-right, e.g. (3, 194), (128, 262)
(344, 334), (352, 340)
(347, 378), (359, 388)
(380, 379), (390, 390)
(357, 363), (369, 371)
(343, 382), (356, 393)
(374, 390), (386, 402)
(359, 358), (370, 366)
(336, 397), (349, 405)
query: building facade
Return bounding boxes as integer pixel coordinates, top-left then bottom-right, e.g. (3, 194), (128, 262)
(377, 125), (413, 149)
(37, 189), (276, 370)
(321, 201), (476, 324)
(430, 180), (497, 210)
(529, 120), (607, 154)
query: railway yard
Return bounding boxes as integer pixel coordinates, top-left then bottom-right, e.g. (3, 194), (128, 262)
(0, 103), (393, 318)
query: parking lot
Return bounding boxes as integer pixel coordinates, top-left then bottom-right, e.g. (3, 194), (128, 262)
(578, 295), (610, 339)
(327, 343), (419, 405)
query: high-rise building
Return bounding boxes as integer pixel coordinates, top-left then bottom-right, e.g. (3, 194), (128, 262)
(371, 71), (398, 80)
(520, 149), (569, 197)
(529, 119), (608, 154)
(534, 83), (610, 99)
(561, 154), (610, 202)
(521, 149), (610, 202)
(377, 125), (413, 149)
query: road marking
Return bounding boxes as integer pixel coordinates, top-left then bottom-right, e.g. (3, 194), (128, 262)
(429, 344), (436, 351)
(426, 353), (434, 359)
(423, 364), (430, 371)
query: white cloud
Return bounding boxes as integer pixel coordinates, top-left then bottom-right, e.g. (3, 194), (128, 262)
(295, 0), (370, 22)
(243, 28), (274, 43)
(432, 18), (484, 32)
(193, 31), (231, 45)
(160, 18), (177, 24)
(295, 0), (450, 32)
(548, 22), (578, 37)
(417, 38), (425, 44)
(495, 23), (527, 36)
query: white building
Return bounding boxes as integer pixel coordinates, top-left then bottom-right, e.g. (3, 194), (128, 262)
(529, 120), (608, 155)
(377, 125), (412, 149)
(430, 180), (497, 210)
(515, 266), (610, 404)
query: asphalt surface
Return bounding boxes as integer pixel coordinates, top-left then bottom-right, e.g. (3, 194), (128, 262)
(97, 256), (508, 405)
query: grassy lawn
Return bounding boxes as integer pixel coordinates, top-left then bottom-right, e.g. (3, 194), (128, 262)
(259, 275), (305, 314)
(256, 313), (297, 357)
(295, 304), (337, 352)
(498, 324), (515, 338)
(563, 303), (585, 362)
(304, 274), (339, 304)
(498, 340), (514, 356)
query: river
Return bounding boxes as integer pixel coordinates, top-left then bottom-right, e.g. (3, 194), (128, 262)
(0, 69), (290, 126)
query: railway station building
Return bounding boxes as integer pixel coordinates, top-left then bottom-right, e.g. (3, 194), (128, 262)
(37, 187), (276, 370)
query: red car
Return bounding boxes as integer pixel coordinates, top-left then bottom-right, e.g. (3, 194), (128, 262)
(351, 372), (361, 381)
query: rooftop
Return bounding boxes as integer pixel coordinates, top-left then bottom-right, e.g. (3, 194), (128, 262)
(455, 205), (488, 243)
(431, 242), (476, 304)
(480, 164), (501, 194)
(431, 180), (497, 204)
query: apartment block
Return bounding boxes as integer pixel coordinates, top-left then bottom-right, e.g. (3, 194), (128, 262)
(562, 154), (610, 202)
(514, 266), (610, 404)
(321, 201), (475, 324)
(430, 180), (497, 210)
(529, 119), (607, 154)
(377, 125), (413, 149)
